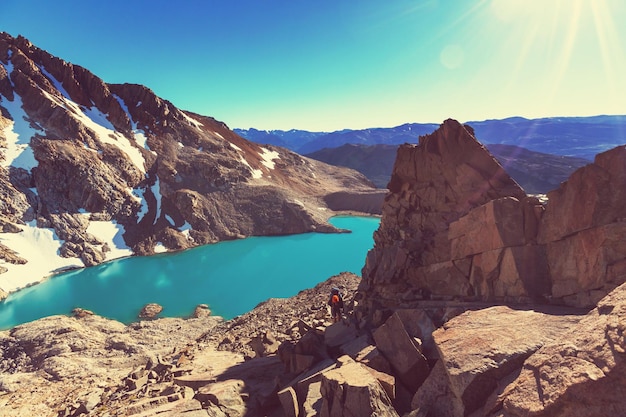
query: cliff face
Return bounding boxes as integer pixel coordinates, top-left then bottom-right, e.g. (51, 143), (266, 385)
(0, 33), (383, 295)
(360, 119), (626, 311)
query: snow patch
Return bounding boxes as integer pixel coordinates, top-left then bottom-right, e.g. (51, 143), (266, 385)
(113, 94), (152, 153)
(230, 143), (242, 152)
(151, 177), (162, 225)
(179, 222), (194, 242)
(39, 66), (72, 100)
(260, 147), (280, 170)
(153, 243), (168, 253)
(0, 221), (82, 292)
(213, 131), (224, 139)
(181, 111), (203, 129)
(37, 74), (147, 174)
(0, 92), (39, 170)
(79, 106), (147, 173)
(86, 219), (133, 260)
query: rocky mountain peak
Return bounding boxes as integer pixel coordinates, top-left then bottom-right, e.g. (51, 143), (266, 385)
(0, 32), (383, 296)
(360, 118), (626, 313)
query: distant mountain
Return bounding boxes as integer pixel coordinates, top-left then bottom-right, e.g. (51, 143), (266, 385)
(238, 116), (626, 160)
(233, 127), (324, 150)
(485, 144), (589, 194)
(305, 144), (398, 189)
(0, 33), (380, 296)
(470, 116), (626, 160)
(236, 123), (439, 154)
(306, 143), (589, 194)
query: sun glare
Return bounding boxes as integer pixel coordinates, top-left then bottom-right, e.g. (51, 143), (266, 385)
(482, 0), (624, 117)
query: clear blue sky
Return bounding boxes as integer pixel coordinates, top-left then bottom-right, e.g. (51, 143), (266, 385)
(2, 0), (625, 131)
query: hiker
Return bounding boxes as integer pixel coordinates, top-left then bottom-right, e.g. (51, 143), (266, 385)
(328, 287), (344, 323)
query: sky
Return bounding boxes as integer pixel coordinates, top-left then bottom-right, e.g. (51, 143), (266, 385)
(1, 0), (625, 131)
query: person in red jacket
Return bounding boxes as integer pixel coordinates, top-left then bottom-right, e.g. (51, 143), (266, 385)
(328, 287), (344, 323)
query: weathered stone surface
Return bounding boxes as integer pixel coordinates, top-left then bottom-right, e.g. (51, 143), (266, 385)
(372, 312), (429, 392)
(319, 361), (399, 417)
(352, 344), (393, 375)
(362, 363), (396, 400)
(449, 197), (526, 258)
(196, 379), (246, 416)
(139, 303), (163, 319)
(432, 306), (582, 416)
(490, 282), (626, 417)
(539, 145), (626, 243)
(392, 308), (440, 363)
(0, 311), (223, 416)
(546, 222), (626, 307)
(323, 320), (358, 349)
(287, 359), (337, 411)
(411, 360), (464, 417)
(191, 303), (211, 318)
(338, 334), (370, 358)
(248, 330), (280, 358)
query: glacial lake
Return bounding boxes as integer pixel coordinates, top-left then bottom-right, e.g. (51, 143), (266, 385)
(0, 216), (380, 330)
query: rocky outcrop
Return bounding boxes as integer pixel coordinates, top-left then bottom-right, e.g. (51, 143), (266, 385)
(489, 281), (626, 417)
(320, 359), (399, 417)
(360, 119), (526, 310)
(138, 303), (163, 319)
(0, 33), (379, 296)
(360, 119), (626, 311)
(414, 306), (582, 417)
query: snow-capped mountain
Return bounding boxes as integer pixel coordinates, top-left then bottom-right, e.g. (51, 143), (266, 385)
(0, 33), (379, 297)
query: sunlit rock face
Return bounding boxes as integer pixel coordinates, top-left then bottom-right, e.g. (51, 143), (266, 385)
(0, 33), (382, 295)
(359, 118), (626, 311)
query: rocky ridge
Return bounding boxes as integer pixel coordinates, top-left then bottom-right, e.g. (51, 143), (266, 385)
(0, 33), (384, 296)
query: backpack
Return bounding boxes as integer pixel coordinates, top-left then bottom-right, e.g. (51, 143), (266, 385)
(330, 292), (343, 308)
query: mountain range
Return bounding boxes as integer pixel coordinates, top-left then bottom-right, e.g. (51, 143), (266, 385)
(237, 117), (623, 193)
(236, 115), (626, 160)
(0, 33), (384, 297)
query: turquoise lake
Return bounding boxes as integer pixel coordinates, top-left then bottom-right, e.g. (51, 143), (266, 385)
(0, 216), (380, 330)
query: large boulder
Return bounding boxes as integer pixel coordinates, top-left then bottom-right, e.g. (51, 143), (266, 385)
(372, 312), (430, 392)
(491, 282), (626, 417)
(421, 306), (582, 416)
(319, 361), (399, 417)
(138, 303), (163, 319)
